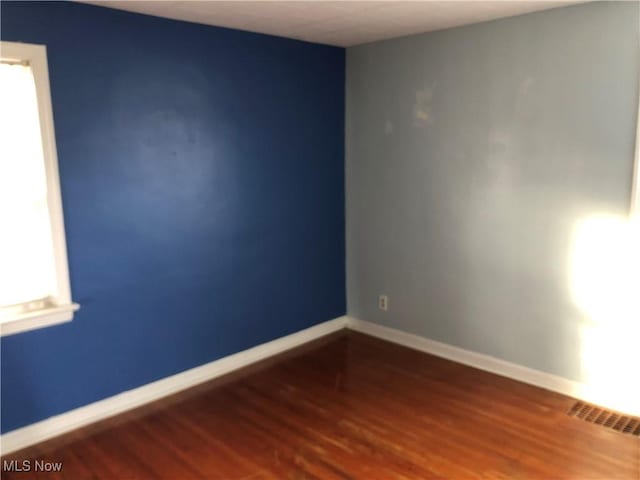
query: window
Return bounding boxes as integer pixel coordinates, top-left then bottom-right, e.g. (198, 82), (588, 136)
(0, 41), (78, 336)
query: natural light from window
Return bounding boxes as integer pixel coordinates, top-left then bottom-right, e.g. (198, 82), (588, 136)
(570, 214), (640, 416)
(0, 41), (77, 336)
(569, 87), (640, 417)
(0, 61), (58, 311)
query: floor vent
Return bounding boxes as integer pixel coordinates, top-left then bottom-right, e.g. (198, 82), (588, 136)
(568, 401), (640, 437)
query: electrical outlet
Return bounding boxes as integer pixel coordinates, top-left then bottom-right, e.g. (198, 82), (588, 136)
(378, 295), (388, 311)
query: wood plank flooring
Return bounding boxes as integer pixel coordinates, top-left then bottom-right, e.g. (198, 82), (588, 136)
(2, 330), (638, 479)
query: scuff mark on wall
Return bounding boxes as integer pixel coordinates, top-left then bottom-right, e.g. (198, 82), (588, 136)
(515, 76), (536, 118)
(384, 120), (393, 135)
(413, 82), (436, 127)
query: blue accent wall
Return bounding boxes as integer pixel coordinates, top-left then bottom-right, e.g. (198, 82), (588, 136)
(0, 1), (345, 433)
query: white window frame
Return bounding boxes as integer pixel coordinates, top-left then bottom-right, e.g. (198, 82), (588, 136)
(0, 41), (79, 336)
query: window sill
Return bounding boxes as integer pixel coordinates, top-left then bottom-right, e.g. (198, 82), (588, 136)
(0, 303), (80, 337)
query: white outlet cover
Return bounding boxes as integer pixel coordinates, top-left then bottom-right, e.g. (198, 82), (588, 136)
(378, 295), (388, 311)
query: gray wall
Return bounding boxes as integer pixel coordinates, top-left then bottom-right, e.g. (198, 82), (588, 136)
(346, 1), (639, 383)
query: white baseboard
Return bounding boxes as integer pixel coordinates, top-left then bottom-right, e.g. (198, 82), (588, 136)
(346, 317), (640, 417)
(3, 314), (636, 455)
(0, 316), (349, 455)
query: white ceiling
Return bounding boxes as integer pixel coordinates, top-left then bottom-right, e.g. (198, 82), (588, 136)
(83, 1), (583, 47)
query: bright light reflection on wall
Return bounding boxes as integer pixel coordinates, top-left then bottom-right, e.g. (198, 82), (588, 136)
(571, 214), (640, 415)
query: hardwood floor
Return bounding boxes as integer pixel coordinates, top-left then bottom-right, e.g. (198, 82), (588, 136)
(2, 330), (638, 479)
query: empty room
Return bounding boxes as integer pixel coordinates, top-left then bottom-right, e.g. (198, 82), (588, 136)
(1, 0), (639, 478)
